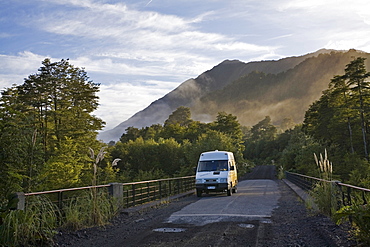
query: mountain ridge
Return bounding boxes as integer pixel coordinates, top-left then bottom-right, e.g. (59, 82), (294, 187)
(98, 49), (369, 142)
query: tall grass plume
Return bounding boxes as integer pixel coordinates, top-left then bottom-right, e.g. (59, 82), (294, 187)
(310, 149), (338, 217)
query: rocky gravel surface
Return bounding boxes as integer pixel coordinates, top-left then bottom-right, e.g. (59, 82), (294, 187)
(55, 166), (358, 246)
(257, 180), (357, 246)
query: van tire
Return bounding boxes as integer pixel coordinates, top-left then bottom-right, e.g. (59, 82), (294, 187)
(196, 189), (202, 197)
(232, 187), (237, 193)
(227, 189), (232, 196)
(227, 186), (232, 196)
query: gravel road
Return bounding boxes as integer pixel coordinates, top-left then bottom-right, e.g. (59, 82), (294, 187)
(55, 166), (357, 246)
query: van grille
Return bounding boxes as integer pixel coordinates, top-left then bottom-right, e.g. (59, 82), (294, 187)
(205, 179), (217, 183)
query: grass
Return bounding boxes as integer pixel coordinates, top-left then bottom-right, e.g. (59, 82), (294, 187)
(62, 189), (118, 231)
(0, 190), (119, 246)
(309, 149), (338, 217)
(0, 146), (120, 246)
(0, 196), (60, 246)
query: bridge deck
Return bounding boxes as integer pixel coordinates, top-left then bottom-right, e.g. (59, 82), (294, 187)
(55, 166), (354, 247)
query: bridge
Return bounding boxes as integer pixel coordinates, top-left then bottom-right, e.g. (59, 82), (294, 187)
(54, 166), (357, 246)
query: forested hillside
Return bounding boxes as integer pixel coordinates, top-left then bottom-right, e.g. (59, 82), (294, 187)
(192, 49), (370, 127)
(99, 49), (370, 142)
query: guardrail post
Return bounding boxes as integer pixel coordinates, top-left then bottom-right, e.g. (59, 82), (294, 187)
(126, 189), (129, 208)
(159, 181), (162, 199)
(337, 183), (346, 206)
(13, 192), (25, 210)
(109, 183), (123, 206)
(147, 182), (150, 202)
(330, 181), (341, 210)
(169, 180), (172, 195)
(58, 191), (63, 209)
(132, 184), (136, 206)
(347, 187), (352, 205)
(177, 179), (180, 194)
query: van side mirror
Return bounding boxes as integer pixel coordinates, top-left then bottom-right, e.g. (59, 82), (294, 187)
(230, 166), (235, 171)
(193, 167), (197, 173)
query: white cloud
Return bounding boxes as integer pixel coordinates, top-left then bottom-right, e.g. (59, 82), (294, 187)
(31, 1), (276, 56)
(0, 52), (47, 88)
(3, 0), (370, 130)
(95, 80), (178, 130)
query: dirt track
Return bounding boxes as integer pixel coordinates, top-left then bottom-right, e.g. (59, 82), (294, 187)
(55, 166), (356, 246)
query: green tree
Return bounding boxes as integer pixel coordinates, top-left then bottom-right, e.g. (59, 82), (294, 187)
(120, 127), (141, 143)
(111, 137), (183, 180)
(160, 123), (185, 142)
(191, 130), (242, 162)
(212, 112), (244, 157)
(327, 75), (355, 153)
(17, 59), (104, 158)
(37, 137), (85, 190)
(280, 126), (324, 176)
(0, 58), (105, 197)
(303, 57), (370, 160)
(342, 57), (370, 159)
(250, 116), (277, 140)
(244, 116), (278, 164)
(164, 106), (192, 127)
(212, 112), (243, 139)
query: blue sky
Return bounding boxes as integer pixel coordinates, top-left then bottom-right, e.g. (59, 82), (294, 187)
(1, 0), (370, 130)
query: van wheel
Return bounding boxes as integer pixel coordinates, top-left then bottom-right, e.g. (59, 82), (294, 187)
(196, 189), (202, 197)
(232, 187), (237, 193)
(227, 188), (232, 196)
(227, 183), (233, 196)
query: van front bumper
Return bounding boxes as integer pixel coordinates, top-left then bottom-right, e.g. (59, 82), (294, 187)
(196, 183), (229, 192)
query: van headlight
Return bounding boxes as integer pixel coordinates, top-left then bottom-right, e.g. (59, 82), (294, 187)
(219, 178), (227, 183)
(195, 179), (202, 184)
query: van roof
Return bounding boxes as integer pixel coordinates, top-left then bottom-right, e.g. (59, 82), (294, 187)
(199, 150), (234, 161)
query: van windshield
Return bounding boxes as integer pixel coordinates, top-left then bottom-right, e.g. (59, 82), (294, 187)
(197, 160), (228, 172)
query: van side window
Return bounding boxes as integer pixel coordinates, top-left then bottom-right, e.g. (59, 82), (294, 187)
(229, 161), (235, 171)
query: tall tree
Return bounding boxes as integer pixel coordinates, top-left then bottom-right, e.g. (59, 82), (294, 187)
(212, 112), (244, 156)
(17, 58), (104, 158)
(0, 58), (105, 194)
(328, 75), (354, 153)
(343, 57), (370, 159)
(212, 112), (243, 140)
(244, 116), (278, 163)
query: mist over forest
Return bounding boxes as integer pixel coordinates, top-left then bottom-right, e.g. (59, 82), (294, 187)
(99, 49), (370, 142)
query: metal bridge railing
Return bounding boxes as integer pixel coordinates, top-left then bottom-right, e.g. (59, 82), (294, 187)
(285, 171), (370, 207)
(15, 176), (195, 211)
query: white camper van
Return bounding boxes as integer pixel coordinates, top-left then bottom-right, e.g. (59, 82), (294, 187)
(195, 150), (238, 197)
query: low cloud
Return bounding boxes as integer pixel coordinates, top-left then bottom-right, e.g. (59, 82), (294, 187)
(0, 52), (47, 88)
(95, 80), (179, 130)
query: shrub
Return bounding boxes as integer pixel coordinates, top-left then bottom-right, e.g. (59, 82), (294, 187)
(335, 203), (370, 245)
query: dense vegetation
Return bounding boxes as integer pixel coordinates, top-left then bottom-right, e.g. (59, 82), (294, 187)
(1, 57), (370, 199)
(1, 55), (370, 245)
